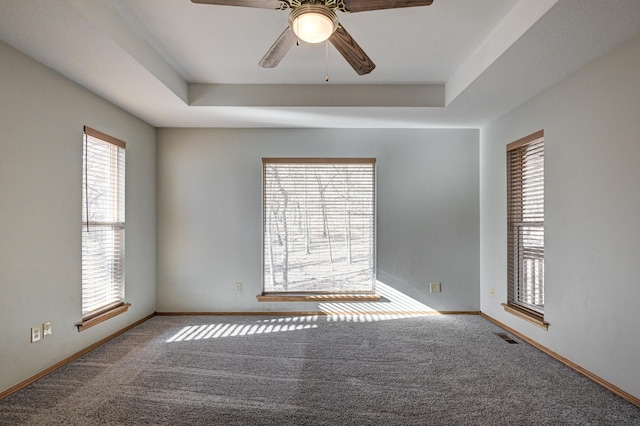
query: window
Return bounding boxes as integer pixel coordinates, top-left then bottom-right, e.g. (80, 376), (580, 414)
(79, 126), (128, 330)
(262, 158), (376, 294)
(505, 130), (546, 327)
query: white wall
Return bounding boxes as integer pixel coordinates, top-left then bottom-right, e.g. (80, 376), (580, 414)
(480, 33), (640, 399)
(0, 41), (156, 394)
(157, 128), (479, 313)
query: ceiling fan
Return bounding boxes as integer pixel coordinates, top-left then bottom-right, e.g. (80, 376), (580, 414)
(191, 0), (434, 76)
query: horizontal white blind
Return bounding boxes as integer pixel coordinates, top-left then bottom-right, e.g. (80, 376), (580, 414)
(263, 158), (376, 293)
(82, 127), (125, 318)
(507, 133), (544, 314)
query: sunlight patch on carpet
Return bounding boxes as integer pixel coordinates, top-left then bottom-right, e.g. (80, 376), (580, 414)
(166, 316), (319, 342)
(165, 281), (438, 342)
(319, 280), (436, 320)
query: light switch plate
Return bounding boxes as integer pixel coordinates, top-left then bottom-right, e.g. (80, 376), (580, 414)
(43, 321), (52, 337)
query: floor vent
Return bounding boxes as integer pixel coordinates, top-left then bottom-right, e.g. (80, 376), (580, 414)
(495, 333), (518, 344)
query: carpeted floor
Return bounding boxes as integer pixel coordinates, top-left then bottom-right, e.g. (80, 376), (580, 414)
(1, 314), (639, 425)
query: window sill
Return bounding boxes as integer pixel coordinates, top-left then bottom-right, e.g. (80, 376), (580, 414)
(257, 294), (381, 303)
(76, 303), (131, 332)
(502, 303), (548, 330)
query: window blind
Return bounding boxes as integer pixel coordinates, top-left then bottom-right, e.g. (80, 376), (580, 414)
(507, 131), (544, 315)
(82, 126), (125, 319)
(262, 158), (376, 293)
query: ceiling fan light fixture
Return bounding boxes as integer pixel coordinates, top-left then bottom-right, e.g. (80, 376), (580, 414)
(289, 5), (338, 44)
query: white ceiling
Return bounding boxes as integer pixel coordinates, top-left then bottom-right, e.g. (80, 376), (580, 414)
(1, 0), (640, 128)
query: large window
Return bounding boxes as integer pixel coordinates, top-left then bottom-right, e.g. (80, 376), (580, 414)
(506, 130), (545, 325)
(81, 126), (127, 326)
(262, 158), (376, 294)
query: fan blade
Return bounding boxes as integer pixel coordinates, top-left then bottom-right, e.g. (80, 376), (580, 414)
(259, 27), (297, 68)
(191, 0), (284, 10)
(343, 0), (433, 13)
(329, 25), (375, 75)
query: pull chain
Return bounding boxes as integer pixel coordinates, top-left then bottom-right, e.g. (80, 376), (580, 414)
(325, 40), (329, 82)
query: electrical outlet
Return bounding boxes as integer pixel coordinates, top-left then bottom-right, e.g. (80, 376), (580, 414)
(31, 327), (41, 343)
(235, 282), (243, 293)
(43, 321), (52, 337)
(490, 288), (495, 298)
(430, 282), (441, 293)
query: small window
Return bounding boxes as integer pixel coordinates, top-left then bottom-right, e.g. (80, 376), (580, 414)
(262, 158), (376, 294)
(80, 126), (128, 328)
(505, 131), (546, 327)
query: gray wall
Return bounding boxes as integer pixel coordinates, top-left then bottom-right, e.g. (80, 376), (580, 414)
(6, 20), (638, 404)
(0, 41), (157, 394)
(480, 33), (640, 399)
(156, 128), (480, 313)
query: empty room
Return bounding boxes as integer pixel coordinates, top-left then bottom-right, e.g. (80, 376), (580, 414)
(1, 0), (639, 424)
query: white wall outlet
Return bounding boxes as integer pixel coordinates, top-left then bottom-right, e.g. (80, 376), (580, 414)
(235, 282), (243, 293)
(430, 282), (442, 293)
(43, 321), (52, 337)
(490, 288), (495, 298)
(31, 327), (41, 343)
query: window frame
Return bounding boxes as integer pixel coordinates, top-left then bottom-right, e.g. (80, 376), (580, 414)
(77, 126), (129, 331)
(261, 158), (377, 297)
(504, 130), (547, 329)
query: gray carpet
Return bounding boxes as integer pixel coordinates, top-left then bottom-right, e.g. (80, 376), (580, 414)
(1, 314), (639, 425)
